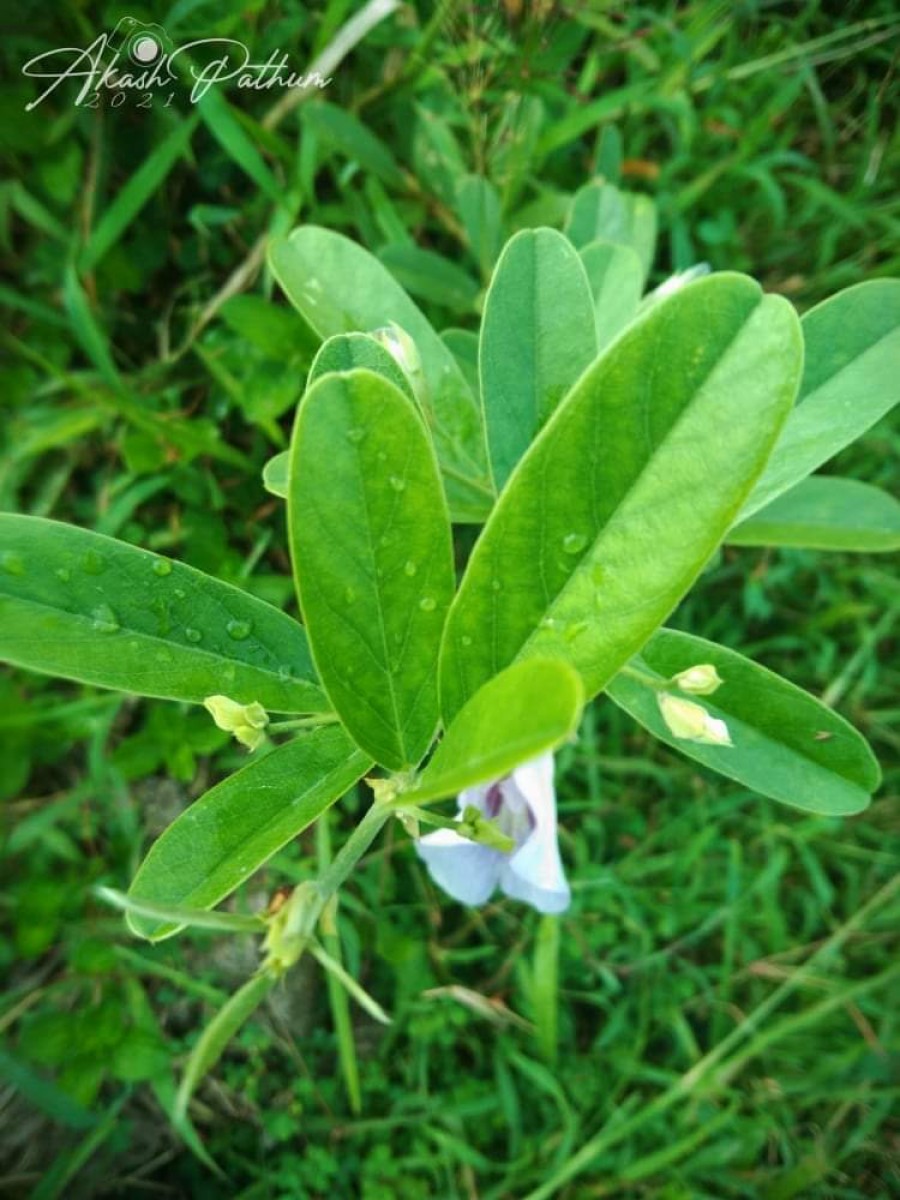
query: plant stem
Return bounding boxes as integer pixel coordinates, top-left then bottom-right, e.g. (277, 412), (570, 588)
(619, 664), (667, 690)
(268, 713), (340, 733)
(314, 800), (392, 916)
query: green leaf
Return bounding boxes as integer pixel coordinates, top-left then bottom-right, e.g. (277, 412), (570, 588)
(307, 332), (414, 400)
(378, 243), (481, 315)
(564, 180), (628, 249)
(269, 226), (491, 521)
(728, 476), (900, 553)
(289, 370), (455, 769)
(606, 629), (880, 815)
(442, 329), (480, 399)
(219, 294), (318, 361)
(196, 89), (283, 203)
(303, 101), (404, 186)
(440, 273), (802, 720)
(401, 659), (583, 805)
(480, 229), (598, 492)
(262, 450), (290, 499)
(620, 191), (658, 282)
(127, 727), (370, 939)
(175, 971), (276, 1119)
(739, 279), (900, 519)
(457, 174), (503, 276)
(579, 239), (644, 351)
(0, 515), (324, 713)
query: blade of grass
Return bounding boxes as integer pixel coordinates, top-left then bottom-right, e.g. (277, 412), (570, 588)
(80, 114), (199, 272)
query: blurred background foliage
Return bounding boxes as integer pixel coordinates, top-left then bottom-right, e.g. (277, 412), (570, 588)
(1, 1), (898, 1196)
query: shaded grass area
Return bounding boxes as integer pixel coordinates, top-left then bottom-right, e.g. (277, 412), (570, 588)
(1, 1), (898, 1196)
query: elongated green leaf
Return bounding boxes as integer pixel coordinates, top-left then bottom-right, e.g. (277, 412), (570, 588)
(442, 329), (480, 399)
(63, 266), (121, 389)
(564, 180), (628, 249)
(728, 476), (900, 552)
(128, 727), (370, 939)
(457, 174), (503, 276)
(739, 279), (900, 519)
(289, 370), (454, 769)
(197, 90), (282, 203)
(303, 101), (404, 186)
(269, 226), (492, 522)
(579, 240), (644, 351)
(176, 971), (276, 1118)
(440, 274), (803, 720)
(402, 659), (583, 805)
(81, 115), (199, 272)
(308, 332), (414, 399)
(263, 333), (408, 505)
(0, 515), (324, 713)
(480, 228), (598, 492)
(606, 629), (880, 815)
(621, 191), (658, 282)
(379, 244), (481, 315)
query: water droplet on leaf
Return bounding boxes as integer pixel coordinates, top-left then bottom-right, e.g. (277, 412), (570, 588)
(226, 619), (252, 641)
(344, 587), (357, 605)
(185, 627), (202, 643)
(562, 532), (587, 555)
(55, 567), (71, 583)
(346, 427), (365, 444)
(419, 596), (436, 612)
(389, 476), (406, 492)
(461, 635), (473, 647)
(1, 552), (26, 576)
(82, 550), (106, 575)
(152, 558), (172, 577)
(91, 603), (120, 634)
(404, 561), (417, 577)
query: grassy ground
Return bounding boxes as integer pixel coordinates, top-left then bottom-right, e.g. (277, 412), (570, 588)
(1, 2), (898, 1196)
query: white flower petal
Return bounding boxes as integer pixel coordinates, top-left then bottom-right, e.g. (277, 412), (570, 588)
(501, 840), (571, 914)
(415, 830), (502, 906)
(503, 752), (571, 914)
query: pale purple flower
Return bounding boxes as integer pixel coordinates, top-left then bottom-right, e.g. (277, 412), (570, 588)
(415, 752), (570, 914)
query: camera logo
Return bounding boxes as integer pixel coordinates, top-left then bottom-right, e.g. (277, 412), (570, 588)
(109, 17), (172, 67)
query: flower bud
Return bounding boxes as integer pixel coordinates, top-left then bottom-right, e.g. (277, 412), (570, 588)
(671, 663), (723, 696)
(657, 693), (732, 746)
(203, 694), (268, 751)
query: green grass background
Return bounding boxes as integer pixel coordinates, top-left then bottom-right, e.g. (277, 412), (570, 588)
(1, 2), (898, 1196)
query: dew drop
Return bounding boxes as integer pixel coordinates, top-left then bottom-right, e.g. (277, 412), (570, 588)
(344, 586), (357, 605)
(389, 475), (406, 493)
(346, 427), (365, 444)
(540, 617), (558, 631)
(91, 603), (120, 634)
(55, 567), (71, 583)
(461, 635), (473, 647)
(174, 588), (186, 600)
(404, 561), (417, 577)
(152, 558), (172, 577)
(377, 451), (387, 463)
(1, 551), (26, 576)
(491, 579), (502, 592)
(82, 550), (106, 575)
(226, 619), (252, 641)
(419, 596), (437, 612)
(278, 664), (293, 681)
(562, 532), (588, 555)
(185, 627), (202, 643)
